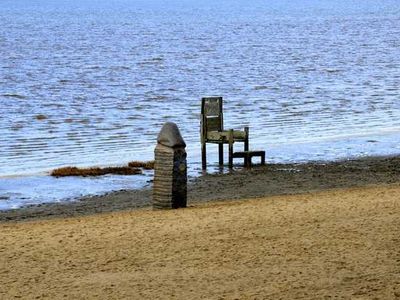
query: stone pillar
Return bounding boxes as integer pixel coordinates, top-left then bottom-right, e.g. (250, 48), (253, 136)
(153, 122), (187, 209)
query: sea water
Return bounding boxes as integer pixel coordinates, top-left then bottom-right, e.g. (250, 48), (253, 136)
(1, 0), (400, 209)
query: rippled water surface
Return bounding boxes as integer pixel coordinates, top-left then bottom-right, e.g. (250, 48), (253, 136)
(1, 0), (400, 209)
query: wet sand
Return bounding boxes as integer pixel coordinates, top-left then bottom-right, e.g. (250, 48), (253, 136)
(1, 155), (400, 222)
(1, 185), (399, 299)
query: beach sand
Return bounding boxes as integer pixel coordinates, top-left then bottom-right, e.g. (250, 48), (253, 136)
(1, 185), (399, 299)
(2, 155), (400, 222)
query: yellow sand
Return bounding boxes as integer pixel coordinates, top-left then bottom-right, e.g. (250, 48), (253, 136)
(1, 185), (399, 299)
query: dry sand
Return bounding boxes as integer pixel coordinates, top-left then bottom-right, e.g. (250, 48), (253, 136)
(1, 184), (399, 299)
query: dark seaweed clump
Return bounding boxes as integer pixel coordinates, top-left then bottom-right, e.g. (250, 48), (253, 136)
(128, 160), (155, 170)
(51, 160), (155, 177)
(35, 114), (48, 120)
(51, 166), (142, 177)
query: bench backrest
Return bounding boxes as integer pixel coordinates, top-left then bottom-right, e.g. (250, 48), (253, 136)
(201, 97), (223, 134)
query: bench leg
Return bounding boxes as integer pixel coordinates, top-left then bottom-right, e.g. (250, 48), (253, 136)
(218, 144), (223, 166)
(245, 154), (251, 168)
(201, 142), (207, 170)
(244, 126), (249, 152)
(229, 143), (233, 169)
(261, 153), (265, 165)
(228, 129), (233, 169)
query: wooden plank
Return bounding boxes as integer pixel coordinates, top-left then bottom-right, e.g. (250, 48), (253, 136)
(202, 97), (222, 116)
(233, 151), (265, 157)
(231, 150), (266, 168)
(206, 117), (221, 132)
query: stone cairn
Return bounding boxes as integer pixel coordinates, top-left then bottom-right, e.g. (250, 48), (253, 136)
(153, 122), (187, 209)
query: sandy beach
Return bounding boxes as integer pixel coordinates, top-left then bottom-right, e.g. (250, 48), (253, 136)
(1, 184), (399, 299)
(2, 155), (400, 222)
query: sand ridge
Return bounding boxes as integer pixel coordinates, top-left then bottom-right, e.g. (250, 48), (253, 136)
(1, 185), (400, 299)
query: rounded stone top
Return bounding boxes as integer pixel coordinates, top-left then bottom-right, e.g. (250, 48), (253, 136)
(157, 122), (186, 148)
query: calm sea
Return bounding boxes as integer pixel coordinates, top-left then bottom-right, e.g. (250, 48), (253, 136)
(1, 0), (399, 209)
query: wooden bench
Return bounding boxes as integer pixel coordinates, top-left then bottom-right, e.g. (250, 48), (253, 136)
(231, 150), (265, 168)
(201, 97), (249, 170)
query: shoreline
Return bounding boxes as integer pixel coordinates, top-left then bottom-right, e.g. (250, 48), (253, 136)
(1, 154), (400, 222)
(1, 184), (399, 298)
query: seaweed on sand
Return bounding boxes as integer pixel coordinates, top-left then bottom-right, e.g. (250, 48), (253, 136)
(51, 166), (142, 177)
(128, 160), (155, 170)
